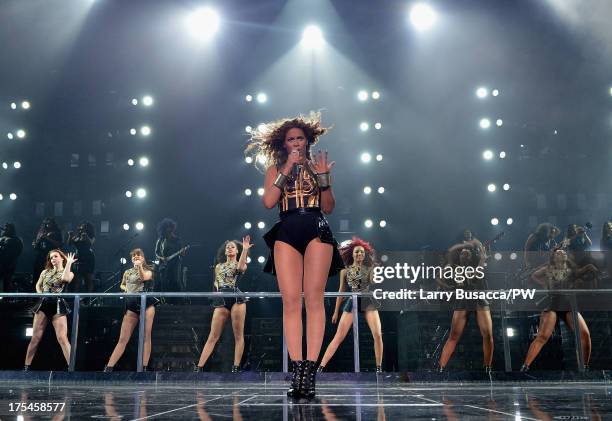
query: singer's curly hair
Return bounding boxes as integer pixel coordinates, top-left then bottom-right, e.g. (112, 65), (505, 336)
(244, 111), (330, 172)
(339, 237), (378, 267)
(215, 240), (243, 265)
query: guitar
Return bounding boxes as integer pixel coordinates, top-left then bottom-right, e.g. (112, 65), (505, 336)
(155, 244), (195, 271)
(481, 231), (505, 260)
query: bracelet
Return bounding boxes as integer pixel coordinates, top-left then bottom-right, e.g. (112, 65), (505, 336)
(273, 172), (288, 190)
(316, 172), (331, 190)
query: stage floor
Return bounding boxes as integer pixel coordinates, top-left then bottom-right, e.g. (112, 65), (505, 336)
(0, 379), (610, 420)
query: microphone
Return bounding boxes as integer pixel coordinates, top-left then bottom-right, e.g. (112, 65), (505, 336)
(290, 149), (301, 180)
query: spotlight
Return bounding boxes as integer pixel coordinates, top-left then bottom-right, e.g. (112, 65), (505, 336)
(9, 193), (17, 200)
(10, 102), (17, 110)
(409, 3), (436, 31)
(245, 94), (253, 102)
(125, 190), (133, 198)
(140, 126), (151, 136)
(257, 123), (267, 133)
(357, 90), (369, 101)
(378, 187), (385, 194)
(360, 152), (372, 163)
(374, 122), (382, 130)
(257, 221), (265, 229)
(496, 119), (503, 127)
(247, 257), (251, 263)
(2, 163), (7, 169)
(491, 218), (499, 226)
(13, 161), (21, 169)
(506, 327), (515, 337)
(476, 87), (488, 98)
(130, 128), (137, 135)
(131, 98), (138, 105)
(499, 151), (506, 159)
(120, 258), (127, 265)
(256, 92), (267, 103)
(127, 159), (134, 166)
(256, 154), (267, 165)
(139, 157), (149, 167)
(245, 156), (253, 164)
(379, 220), (387, 228)
(479, 118), (491, 129)
(483, 150), (494, 160)
(0, 194), (2, 200)
(122, 223), (130, 231)
(381, 254), (388, 262)
(7, 133), (13, 140)
(257, 187), (264, 196)
(142, 96), (154, 106)
(487, 184), (496, 192)
(359, 122), (369, 131)
(136, 188), (147, 198)
(510, 252), (517, 260)
(371, 91), (380, 100)
(492, 89), (500, 97)
(301, 25), (324, 49)
(135, 222), (144, 231)
(257, 256), (265, 263)
(16, 129), (26, 139)
(506, 218), (514, 225)
(376, 154), (383, 161)
(494, 253), (502, 261)
(245, 125), (252, 133)
(244, 222), (252, 229)
(503, 183), (510, 191)
(21, 101), (30, 109)
(363, 186), (372, 194)
(244, 188), (252, 196)
(364, 219), (373, 228)
(186, 7), (220, 41)
(25, 328), (33, 337)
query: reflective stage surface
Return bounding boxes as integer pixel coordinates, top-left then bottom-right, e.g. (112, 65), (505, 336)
(0, 378), (610, 420)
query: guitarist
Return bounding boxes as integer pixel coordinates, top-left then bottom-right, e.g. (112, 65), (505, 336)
(155, 218), (184, 293)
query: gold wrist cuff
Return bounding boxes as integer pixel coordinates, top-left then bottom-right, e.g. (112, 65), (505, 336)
(273, 173), (288, 190)
(316, 172), (331, 190)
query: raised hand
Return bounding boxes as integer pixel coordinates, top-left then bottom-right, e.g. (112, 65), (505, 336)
(312, 149), (335, 174)
(66, 252), (78, 266)
(242, 235), (254, 251)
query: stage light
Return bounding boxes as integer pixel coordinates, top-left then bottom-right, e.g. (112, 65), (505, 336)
(409, 3), (436, 31)
(16, 129), (26, 139)
(378, 186), (385, 194)
(256, 92), (267, 103)
(496, 119), (503, 127)
(487, 184), (496, 192)
(476, 87), (488, 98)
(122, 224), (130, 231)
(491, 218), (499, 226)
(136, 188), (147, 198)
(363, 186), (372, 194)
(301, 25), (324, 49)
(483, 150), (494, 160)
(186, 7), (220, 41)
(364, 219), (373, 228)
(125, 190), (132, 198)
(379, 220), (387, 227)
(506, 327), (515, 337)
(245, 156), (253, 164)
(510, 252), (517, 260)
(7, 133), (13, 140)
(492, 89), (500, 97)
(479, 118), (491, 129)
(131, 98), (138, 105)
(244, 188), (252, 196)
(9, 193), (17, 200)
(10, 102), (16, 110)
(245, 125), (252, 133)
(246, 257), (251, 263)
(142, 96), (154, 106)
(494, 253), (502, 261)
(372, 91), (380, 100)
(257, 187), (264, 196)
(127, 159), (134, 166)
(376, 154), (383, 161)
(499, 151), (506, 159)
(135, 222), (144, 231)
(25, 328), (33, 337)
(381, 254), (388, 262)
(357, 90), (369, 101)
(503, 183), (510, 191)
(361, 152), (372, 163)
(0, 194), (3, 200)
(257, 221), (265, 229)
(1, 163), (7, 169)
(256, 154), (267, 165)
(140, 126), (151, 136)
(506, 218), (514, 225)
(374, 122), (382, 130)
(245, 94), (253, 102)
(139, 157), (149, 167)
(120, 258), (127, 265)
(359, 122), (369, 131)
(130, 128), (137, 135)
(21, 101), (30, 109)
(257, 123), (267, 133)
(13, 161), (21, 169)
(257, 256), (265, 263)
(244, 222), (252, 229)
